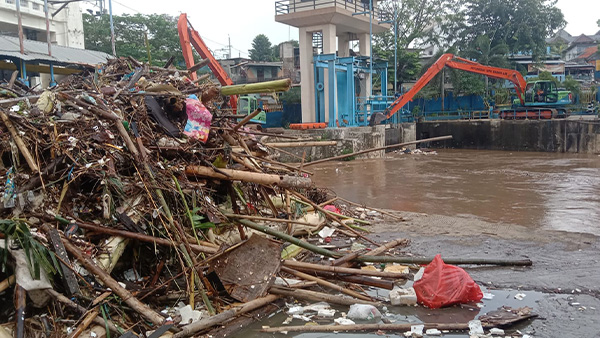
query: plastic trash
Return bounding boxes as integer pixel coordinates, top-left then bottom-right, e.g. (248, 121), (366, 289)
(177, 304), (202, 324)
(323, 204), (341, 214)
(334, 317), (355, 325)
(183, 96), (212, 143)
(403, 324), (424, 337)
(514, 293), (526, 300)
(286, 306), (304, 315)
(413, 254), (483, 308)
(468, 320), (484, 336)
(389, 287), (418, 306)
(317, 308), (336, 317)
(413, 267), (425, 282)
(425, 328), (442, 336)
(489, 328), (505, 335)
(346, 304), (382, 320)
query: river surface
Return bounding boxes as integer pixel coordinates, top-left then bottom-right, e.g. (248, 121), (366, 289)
(312, 149), (600, 236)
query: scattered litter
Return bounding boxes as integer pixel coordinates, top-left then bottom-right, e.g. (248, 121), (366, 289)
(347, 304), (382, 320)
(468, 320), (484, 336)
(514, 293), (526, 300)
(425, 328), (442, 336)
(389, 287), (418, 306)
(482, 292), (495, 300)
(334, 317), (355, 325)
(489, 327), (505, 335)
(413, 255), (483, 308)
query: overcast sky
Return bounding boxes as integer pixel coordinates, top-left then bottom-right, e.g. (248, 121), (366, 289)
(95, 0), (599, 57)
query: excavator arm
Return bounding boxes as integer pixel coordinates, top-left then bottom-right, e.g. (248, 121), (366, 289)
(178, 13), (236, 110)
(370, 53), (526, 125)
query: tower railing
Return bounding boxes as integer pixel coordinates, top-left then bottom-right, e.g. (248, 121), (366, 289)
(275, 0), (384, 21)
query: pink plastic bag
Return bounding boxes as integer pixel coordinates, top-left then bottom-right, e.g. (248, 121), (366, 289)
(184, 97), (212, 143)
(413, 254), (483, 308)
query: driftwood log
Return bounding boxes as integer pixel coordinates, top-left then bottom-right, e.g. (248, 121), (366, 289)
(185, 166), (312, 189)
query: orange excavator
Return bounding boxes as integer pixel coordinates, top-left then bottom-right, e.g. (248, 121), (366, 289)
(369, 53), (570, 125)
(177, 13), (237, 111)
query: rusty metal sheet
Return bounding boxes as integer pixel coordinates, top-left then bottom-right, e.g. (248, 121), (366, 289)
(210, 235), (282, 302)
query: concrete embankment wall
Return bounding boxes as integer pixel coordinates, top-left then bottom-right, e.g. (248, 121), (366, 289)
(416, 119), (600, 153)
(275, 125), (387, 162)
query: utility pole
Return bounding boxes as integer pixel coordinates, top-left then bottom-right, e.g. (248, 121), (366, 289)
(392, 3), (398, 95)
(16, 0), (24, 54)
(369, 0), (373, 97)
(109, 0), (116, 56)
(43, 0), (51, 56)
(44, 0), (56, 86)
(228, 35), (232, 59)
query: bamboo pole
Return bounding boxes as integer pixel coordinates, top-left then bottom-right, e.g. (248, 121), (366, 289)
(331, 251), (362, 266)
(68, 308), (100, 338)
(0, 275), (15, 293)
(280, 266), (371, 301)
(289, 190), (378, 246)
(357, 255), (533, 266)
(57, 218), (217, 254)
(269, 286), (380, 306)
(300, 135), (453, 167)
(224, 213), (321, 227)
(265, 141), (337, 148)
(236, 219), (532, 266)
(336, 196), (405, 221)
(233, 108), (262, 131)
(283, 260), (408, 279)
(173, 294), (279, 338)
(0, 110), (39, 173)
(365, 238), (410, 257)
(63, 239), (166, 326)
(15, 284), (25, 338)
(236, 219), (341, 258)
(220, 78), (291, 95)
(288, 268), (395, 290)
(185, 166), (312, 189)
(217, 127), (300, 140)
(47, 289), (120, 334)
(234, 152), (314, 175)
(262, 322), (481, 333)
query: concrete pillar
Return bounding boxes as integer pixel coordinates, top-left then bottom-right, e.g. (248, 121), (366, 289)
(322, 24), (337, 124)
(358, 33), (371, 98)
(338, 34), (350, 57)
(299, 27), (315, 123)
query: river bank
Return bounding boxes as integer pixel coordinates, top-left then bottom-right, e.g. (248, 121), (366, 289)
(370, 209), (600, 338)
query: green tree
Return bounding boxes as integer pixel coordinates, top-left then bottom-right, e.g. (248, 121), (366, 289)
(280, 87), (301, 104)
(249, 34), (274, 61)
(562, 75), (581, 97)
(83, 13), (183, 66)
(454, 0), (565, 60)
(374, 0), (460, 94)
(376, 0), (460, 49)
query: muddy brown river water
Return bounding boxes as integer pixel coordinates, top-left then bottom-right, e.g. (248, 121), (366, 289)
(312, 149), (600, 236)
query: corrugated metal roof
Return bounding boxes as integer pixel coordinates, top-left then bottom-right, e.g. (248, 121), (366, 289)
(0, 35), (110, 66)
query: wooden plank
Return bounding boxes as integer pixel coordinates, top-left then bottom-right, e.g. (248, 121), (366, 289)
(45, 226), (80, 296)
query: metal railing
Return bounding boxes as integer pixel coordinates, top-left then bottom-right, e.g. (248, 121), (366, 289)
(275, 0), (385, 21)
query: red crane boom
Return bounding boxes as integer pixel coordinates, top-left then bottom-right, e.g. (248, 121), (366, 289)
(177, 13), (237, 110)
(370, 53), (527, 125)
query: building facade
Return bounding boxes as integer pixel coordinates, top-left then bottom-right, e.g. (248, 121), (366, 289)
(0, 0), (84, 48)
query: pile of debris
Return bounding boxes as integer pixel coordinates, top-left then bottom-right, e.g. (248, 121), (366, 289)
(1, 57), (533, 338)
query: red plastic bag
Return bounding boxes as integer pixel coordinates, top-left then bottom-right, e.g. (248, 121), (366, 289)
(413, 254), (483, 308)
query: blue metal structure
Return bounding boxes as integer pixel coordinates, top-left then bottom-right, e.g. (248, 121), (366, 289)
(313, 54), (388, 127)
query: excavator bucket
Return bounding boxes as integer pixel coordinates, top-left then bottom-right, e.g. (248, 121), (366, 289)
(369, 112), (387, 126)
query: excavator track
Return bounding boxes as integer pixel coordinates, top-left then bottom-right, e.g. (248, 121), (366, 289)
(497, 108), (557, 120)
